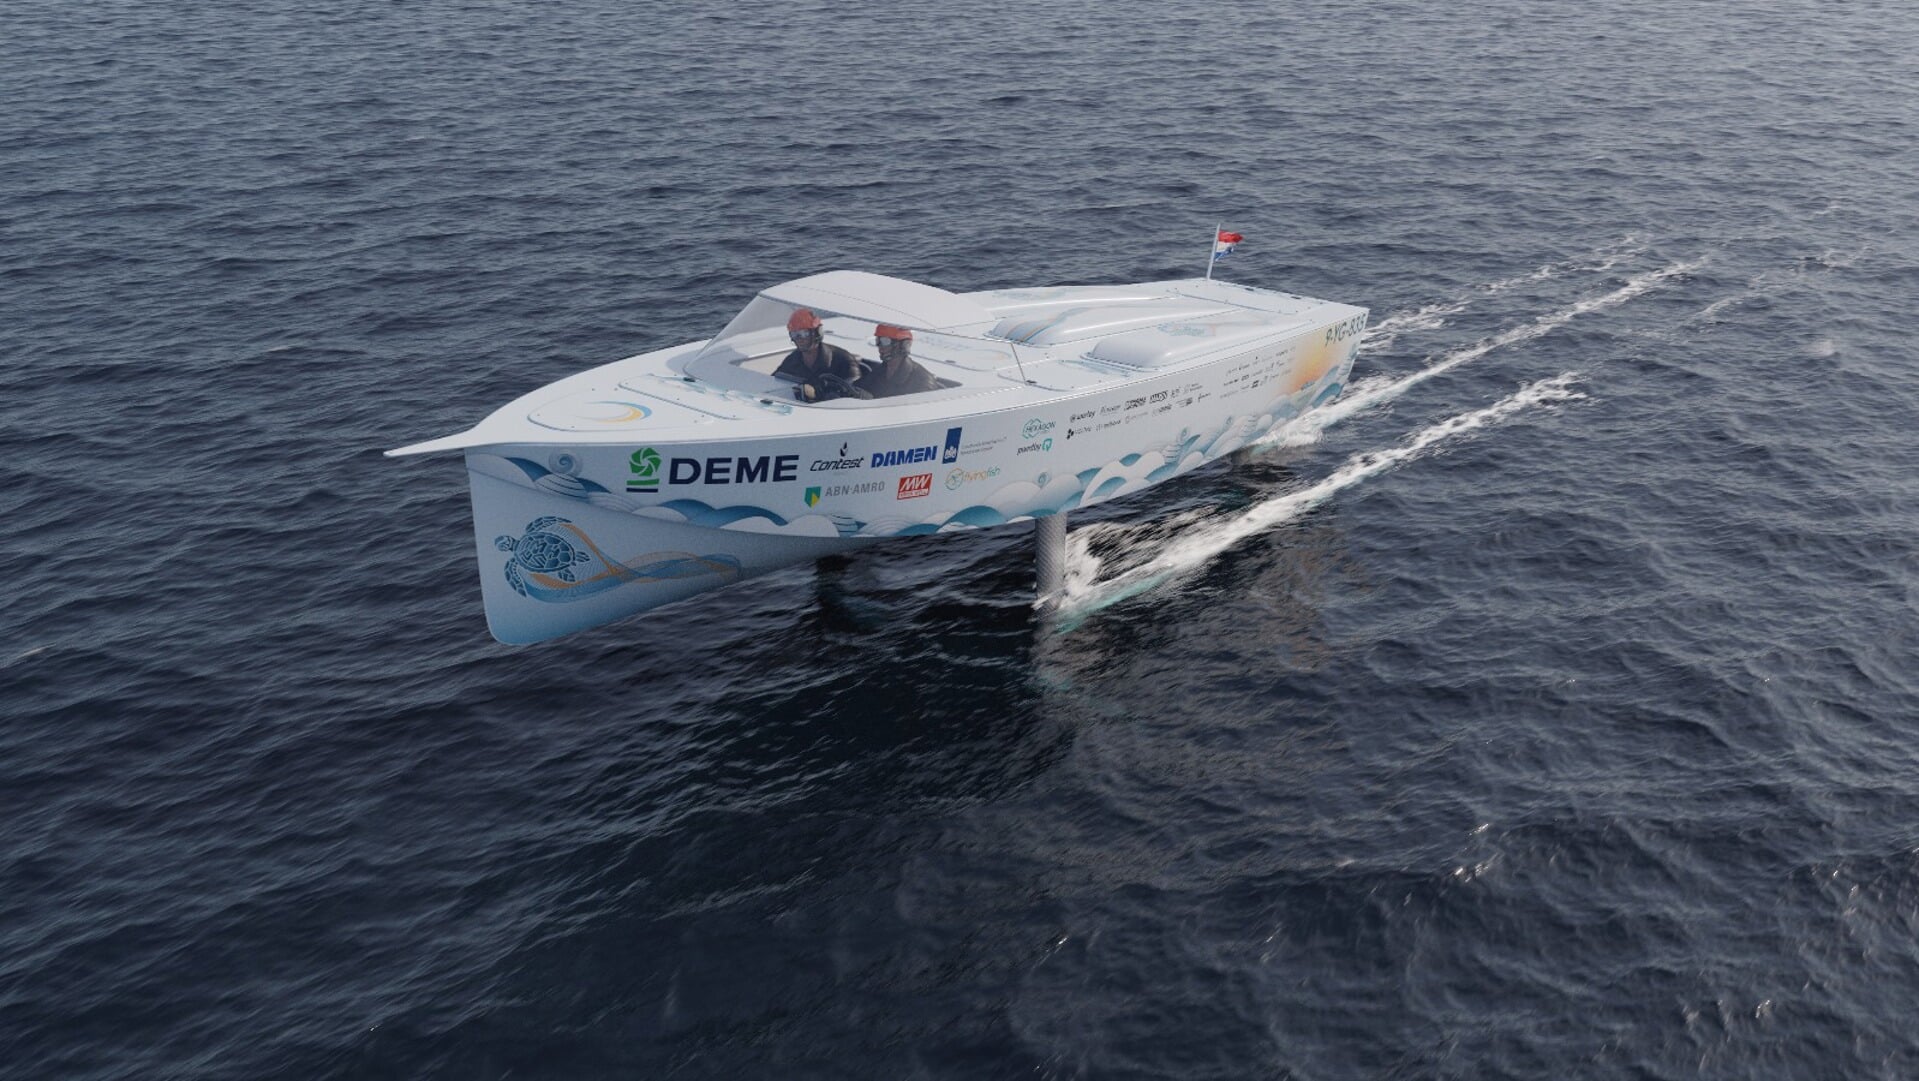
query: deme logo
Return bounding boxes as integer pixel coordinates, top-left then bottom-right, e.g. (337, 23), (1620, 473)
(943, 427), (963, 464)
(628, 447), (662, 491)
(630, 446), (800, 490)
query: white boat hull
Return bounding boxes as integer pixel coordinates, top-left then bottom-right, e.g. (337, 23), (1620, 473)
(469, 331), (1358, 643)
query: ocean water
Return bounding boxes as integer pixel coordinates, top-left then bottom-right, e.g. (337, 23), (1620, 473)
(5, 0), (1918, 1077)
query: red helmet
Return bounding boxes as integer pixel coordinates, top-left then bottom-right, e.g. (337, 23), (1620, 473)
(786, 308), (823, 332)
(874, 324), (913, 342)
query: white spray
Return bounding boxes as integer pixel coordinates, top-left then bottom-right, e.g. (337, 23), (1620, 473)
(1050, 255), (1699, 621)
(1055, 374), (1587, 619)
(1264, 258), (1698, 450)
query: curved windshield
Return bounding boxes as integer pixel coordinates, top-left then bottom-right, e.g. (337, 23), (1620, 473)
(689, 288), (1021, 404)
(699, 295), (1018, 370)
(695, 295), (795, 364)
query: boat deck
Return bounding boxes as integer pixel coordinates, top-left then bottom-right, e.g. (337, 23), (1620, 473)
(393, 277), (1362, 454)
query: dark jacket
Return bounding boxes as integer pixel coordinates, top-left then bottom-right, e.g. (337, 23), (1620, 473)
(775, 344), (860, 398)
(860, 356), (942, 399)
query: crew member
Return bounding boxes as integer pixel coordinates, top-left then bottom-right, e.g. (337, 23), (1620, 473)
(775, 308), (863, 401)
(860, 324), (941, 399)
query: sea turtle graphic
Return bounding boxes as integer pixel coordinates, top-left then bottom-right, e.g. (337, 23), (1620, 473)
(494, 516), (592, 596)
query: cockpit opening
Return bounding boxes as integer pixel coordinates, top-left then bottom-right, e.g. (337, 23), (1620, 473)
(698, 298), (972, 404)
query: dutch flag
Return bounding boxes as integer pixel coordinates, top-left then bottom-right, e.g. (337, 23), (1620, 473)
(1213, 230), (1244, 262)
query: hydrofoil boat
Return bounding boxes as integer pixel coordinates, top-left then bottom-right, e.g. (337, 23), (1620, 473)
(389, 267), (1367, 643)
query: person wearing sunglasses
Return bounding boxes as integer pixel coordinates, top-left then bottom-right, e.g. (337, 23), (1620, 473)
(775, 308), (866, 401)
(859, 324), (941, 399)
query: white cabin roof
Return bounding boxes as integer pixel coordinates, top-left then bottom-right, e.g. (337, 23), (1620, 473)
(761, 271), (996, 332)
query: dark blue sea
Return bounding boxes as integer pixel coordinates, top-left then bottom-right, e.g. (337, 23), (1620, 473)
(6, 0), (1918, 1077)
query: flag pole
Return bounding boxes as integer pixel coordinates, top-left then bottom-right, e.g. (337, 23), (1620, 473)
(1204, 220), (1222, 281)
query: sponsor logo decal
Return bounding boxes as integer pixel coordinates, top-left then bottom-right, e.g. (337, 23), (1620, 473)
(667, 455), (800, 485)
(627, 447), (662, 492)
(822, 480), (884, 497)
(630, 453), (800, 488)
(1016, 438), (1054, 455)
(943, 427), (963, 463)
(872, 444), (939, 468)
(1069, 410), (1094, 422)
(1022, 418), (1056, 439)
(810, 441), (863, 471)
(897, 473), (932, 500)
(804, 486), (822, 507)
(945, 466), (1002, 490)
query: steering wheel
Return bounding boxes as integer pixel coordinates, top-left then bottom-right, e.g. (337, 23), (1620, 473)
(817, 373), (872, 401)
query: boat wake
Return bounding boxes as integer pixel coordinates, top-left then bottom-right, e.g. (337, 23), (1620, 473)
(1047, 253), (1701, 626)
(1261, 257), (1699, 450)
(1358, 238), (1648, 354)
(1050, 373), (1586, 626)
